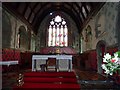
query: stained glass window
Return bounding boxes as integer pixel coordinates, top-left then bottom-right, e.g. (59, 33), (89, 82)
(48, 15), (68, 47)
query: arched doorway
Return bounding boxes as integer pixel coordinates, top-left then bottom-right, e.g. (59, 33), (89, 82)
(96, 40), (106, 74)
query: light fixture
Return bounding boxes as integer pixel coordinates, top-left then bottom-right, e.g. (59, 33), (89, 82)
(50, 12), (53, 15)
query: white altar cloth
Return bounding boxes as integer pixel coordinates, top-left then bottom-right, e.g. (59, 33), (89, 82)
(32, 55), (72, 72)
(0, 61), (18, 66)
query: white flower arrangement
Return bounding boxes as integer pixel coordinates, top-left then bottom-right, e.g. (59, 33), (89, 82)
(101, 51), (120, 76)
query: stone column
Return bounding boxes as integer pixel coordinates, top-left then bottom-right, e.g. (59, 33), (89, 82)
(116, 2), (120, 50)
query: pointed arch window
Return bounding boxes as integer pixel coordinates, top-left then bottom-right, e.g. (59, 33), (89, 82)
(48, 15), (68, 47)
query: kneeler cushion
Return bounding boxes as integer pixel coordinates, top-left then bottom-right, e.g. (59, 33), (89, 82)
(13, 83), (80, 90)
(24, 72), (76, 78)
(24, 77), (77, 83)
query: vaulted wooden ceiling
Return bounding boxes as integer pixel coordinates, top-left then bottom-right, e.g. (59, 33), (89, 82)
(3, 2), (105, 34)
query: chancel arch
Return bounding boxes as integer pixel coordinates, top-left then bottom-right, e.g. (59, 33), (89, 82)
(36, 11), (79, 52)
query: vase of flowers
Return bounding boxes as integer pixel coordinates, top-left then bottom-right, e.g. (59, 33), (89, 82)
(101, 51), (120, 76)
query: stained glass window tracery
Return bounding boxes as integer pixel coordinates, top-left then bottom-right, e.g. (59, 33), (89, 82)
(48, 15), (68, 47)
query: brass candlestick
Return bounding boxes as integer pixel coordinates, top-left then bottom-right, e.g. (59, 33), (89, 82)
(56, 48), (60, 54)
(17, 73), (24, 86)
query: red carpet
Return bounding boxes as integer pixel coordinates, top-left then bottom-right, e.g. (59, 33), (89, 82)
(13, 72), (80, 90)
(24, 77), (77, 83)
(24, 72), (76, 78)
(13, 83), (80, 90)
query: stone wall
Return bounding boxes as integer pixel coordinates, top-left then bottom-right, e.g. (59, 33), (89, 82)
(81, 2), (119, 52)
(2, 8), (36, 52)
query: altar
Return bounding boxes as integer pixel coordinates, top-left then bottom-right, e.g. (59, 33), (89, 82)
(32, 55), (73, 72)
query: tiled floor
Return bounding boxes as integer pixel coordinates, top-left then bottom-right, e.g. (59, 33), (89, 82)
(2, 68), (119, 90)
